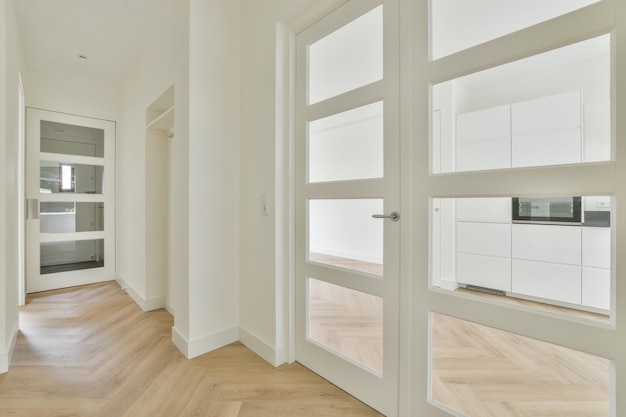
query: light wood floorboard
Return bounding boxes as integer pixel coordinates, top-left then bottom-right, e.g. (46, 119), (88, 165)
(0, 282), (382, 417)
(305, 252), (610, 417)
(432, 312), (610, 417)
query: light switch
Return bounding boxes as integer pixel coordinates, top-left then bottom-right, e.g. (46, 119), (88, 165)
(260, 193), (269, 215)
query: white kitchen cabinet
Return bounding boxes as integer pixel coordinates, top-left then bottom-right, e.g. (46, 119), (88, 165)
(582, 227), (610, 269)
(512, 224), (581, 265)
(457, 222), (511, 258)
(512, 259), (581, 304)
(457, 253), (511, 292)
(456, 220), (511, 291)
(512, 90), (582, 168)
(582, 267), (610, 310)
(581, 227), (610, 310)
(456, 197), (511, 223)
(456, 105), (511, 172)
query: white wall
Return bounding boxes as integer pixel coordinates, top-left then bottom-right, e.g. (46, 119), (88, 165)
(23, 70), (117, 121)
(174, 0), (241, 358)
(115, 0), (187, 313)
(0, 0), (22, 373)
(239, 0), (343, 365)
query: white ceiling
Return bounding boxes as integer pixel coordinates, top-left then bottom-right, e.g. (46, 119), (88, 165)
(13, 0), (177, 89)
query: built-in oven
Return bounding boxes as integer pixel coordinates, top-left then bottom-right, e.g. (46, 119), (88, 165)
(512, 196), (582, 225)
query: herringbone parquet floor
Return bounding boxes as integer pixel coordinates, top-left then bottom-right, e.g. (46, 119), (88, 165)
(0, 281), (382, 417)
(432, 312), (611, 417)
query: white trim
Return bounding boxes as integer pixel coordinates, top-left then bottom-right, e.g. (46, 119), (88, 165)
(0, 318), (19, 374)
(429, 1), (615, 85)
(119, 277), (165, 312)
(439, 278), (458, 291)
(276, 0), (351, 367)
(309, 246), (383, 264)
(239, 326), (285, 367)
(172, 326), (238, 360)
(171, 326), (189, 357)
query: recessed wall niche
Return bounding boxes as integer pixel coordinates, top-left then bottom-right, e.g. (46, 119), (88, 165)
(145, 85), (174, 312)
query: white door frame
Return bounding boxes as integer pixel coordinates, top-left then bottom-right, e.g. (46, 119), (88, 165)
(25, 108), (116, 293)
(17, 73), (25, 306)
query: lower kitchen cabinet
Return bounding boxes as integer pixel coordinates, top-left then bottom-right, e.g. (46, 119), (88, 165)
(582, 227), (610, 269)
(512, 224), (581, 265)
(512, 259), (582, 304)
(457, 253), (511, 291)
(582, 267), (610, 310)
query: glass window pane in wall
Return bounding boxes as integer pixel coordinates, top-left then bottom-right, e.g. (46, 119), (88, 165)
(308, 5), (383, 104)
(309, 101), (383, 183)
(308, 278), (383, 374)
(40, 202), (104, 233)
(40, 239), (104, 275)
(431, 0), (600, 59)
(40, 121), (104, 157)
(431, 35), (610, 174)
(431, 313), (610, 417)
(431, 196), (611, 319)
(40, 161), (104, 194)
(309, 199), (383, 276)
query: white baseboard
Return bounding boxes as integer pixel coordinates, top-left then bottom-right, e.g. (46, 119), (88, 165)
(172, 326), (239, 359)
(117, 276), (165, 312)
(0, 319), (19, 374)
(165, 302), (175, 316)
(239, 326), (285, 367)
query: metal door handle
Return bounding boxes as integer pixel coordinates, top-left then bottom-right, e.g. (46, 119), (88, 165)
(27, 199), (39, 220)
(372, 211), (400, 222)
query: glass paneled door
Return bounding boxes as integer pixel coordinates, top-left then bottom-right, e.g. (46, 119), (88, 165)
(26, 109), (115, 293)
(295, 0), (400, 415)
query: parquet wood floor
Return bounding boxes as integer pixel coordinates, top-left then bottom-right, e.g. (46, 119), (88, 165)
(0, 281), (382, 417)
(432, 312), (610, 417)
(305, 251), (611, 417)
(308, 278), (383, 374)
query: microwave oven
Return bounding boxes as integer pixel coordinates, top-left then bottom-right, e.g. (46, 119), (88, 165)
(512, 196), (582, 225)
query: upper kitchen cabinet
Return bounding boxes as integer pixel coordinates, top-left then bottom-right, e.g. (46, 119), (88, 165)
(512, 91), (582, 168)
(432, 34), (610, 174)
(456, 105), (511, 172)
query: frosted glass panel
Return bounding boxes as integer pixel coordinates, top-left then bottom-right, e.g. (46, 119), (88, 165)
(431, 0), (600, 59)
(309, 199), (383, 276)
(431, 313), (609, 417)
(308, 278), (383, 374)
(432, 35), (610, 174)
(309, 102), (383, 183)
(308, 5), (383, 104)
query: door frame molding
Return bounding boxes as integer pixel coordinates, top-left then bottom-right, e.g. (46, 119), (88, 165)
(276, 0), (351, 367)
(25, 107), (116, 293)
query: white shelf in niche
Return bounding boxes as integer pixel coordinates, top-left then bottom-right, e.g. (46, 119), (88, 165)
(145, 105), (174, 133)
(145, 84), (175, 135)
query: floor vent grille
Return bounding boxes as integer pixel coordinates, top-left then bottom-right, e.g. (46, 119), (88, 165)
(466, 285), (506, 296)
